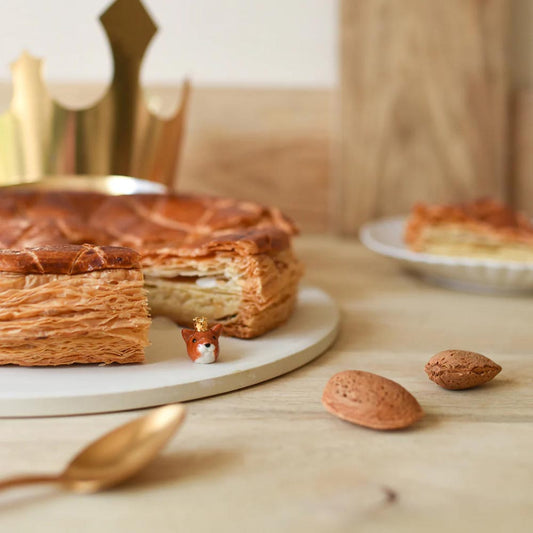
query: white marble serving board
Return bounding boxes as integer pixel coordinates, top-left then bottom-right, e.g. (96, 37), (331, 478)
(0, 286), (339, 417)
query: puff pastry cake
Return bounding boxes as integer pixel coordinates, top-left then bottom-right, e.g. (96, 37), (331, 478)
(0, 191), (302, 342)
(0, 244), (150, 366)
(405, 198), (533, 262)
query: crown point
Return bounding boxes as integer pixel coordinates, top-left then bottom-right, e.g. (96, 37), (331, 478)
(13, 50), (42, 64)
(10, 51), (43, 75)
(100, 0), (157, 58)
(193, 317), (209, 332)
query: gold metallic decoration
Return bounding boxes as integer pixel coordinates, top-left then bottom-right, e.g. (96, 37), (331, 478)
(193, 317), (209, 332)
(4, 175), (166, 195)
(0, 0), (190, 189)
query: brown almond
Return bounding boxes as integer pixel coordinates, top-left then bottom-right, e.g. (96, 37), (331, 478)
(322, 370), (424, 430)
(425, 349), (502, 390)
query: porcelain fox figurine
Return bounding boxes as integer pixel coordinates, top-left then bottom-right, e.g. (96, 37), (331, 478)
(181, 317), (223, 364)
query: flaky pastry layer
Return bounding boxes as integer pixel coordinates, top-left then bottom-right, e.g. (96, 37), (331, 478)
(144, 248), (303, 338)
(405, 199), (533, 261)
(0, 269), (150, 366)
(0, 244), (140, 274)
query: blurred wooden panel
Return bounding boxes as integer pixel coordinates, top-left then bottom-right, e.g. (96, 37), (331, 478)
(178, 87), (332, 232)
(509, 1), (533, 213)
(512, 90), (533, 211)
(0, 84), (333, 232)
(337, 0), (510, 234)
(510, 0), (533, 87)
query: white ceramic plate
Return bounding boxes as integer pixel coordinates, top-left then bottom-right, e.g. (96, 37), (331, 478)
(0, 286), (339, 417)
(360, 216), (533, 294)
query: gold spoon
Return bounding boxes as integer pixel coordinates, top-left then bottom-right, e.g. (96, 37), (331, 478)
(0, 403), (186, 493)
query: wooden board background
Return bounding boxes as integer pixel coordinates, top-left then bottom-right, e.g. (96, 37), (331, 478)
(511, 90), (533, 211)
(510, 0), (533, 212)
(177, 87), (332, 233)
(336, 0), (510, 234)
(510, 0), (533, 88)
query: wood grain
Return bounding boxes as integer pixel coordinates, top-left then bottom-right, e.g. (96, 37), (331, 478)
(178, 87), (332, 233)
(0, 236), (531, 532)
(511, 90), (533, 211)
(337, 0), (510, 234)
(509, 1), (533, 213)
(510, 0), (533, 87)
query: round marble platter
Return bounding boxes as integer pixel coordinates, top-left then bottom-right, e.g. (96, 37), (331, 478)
(0, 286), (339, 417)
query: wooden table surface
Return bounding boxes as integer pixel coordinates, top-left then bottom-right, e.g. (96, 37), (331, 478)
(0, 235), (531, 532)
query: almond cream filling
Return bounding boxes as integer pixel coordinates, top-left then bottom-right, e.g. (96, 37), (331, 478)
(144, 275), (241, 323)
(418, 226), (533, 262)
(141, 248), (302, 337)
(142, 255), (244, 323)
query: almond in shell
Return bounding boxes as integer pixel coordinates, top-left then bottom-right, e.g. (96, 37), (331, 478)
(322, 370), (424, 430)
(425, 349), (501, 390)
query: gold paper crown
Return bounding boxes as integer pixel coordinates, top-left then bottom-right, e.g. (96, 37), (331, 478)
(193, 317), (209, 332)
(0, 0), (190, 188)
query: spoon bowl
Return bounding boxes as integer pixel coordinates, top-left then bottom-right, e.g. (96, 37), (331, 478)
(0, 404), (186, 493)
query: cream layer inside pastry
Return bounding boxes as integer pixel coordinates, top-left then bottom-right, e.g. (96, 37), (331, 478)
(0, 269), (150, 366)
(415, 225), (533, 262)
(142, 249), (303, 338)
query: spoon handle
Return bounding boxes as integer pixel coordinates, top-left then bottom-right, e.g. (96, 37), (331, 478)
(0, 474), (60, 491)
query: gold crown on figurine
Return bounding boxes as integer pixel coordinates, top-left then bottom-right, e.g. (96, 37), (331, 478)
(193, 317), (209, 332)
(0, 0), (190, 189)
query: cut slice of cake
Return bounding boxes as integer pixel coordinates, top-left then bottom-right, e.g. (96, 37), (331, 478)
(405, 198), (533, 262)
(0, 244), (150, 366)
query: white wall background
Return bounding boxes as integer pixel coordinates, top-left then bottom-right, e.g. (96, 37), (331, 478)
(0, 0), (338, 87)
